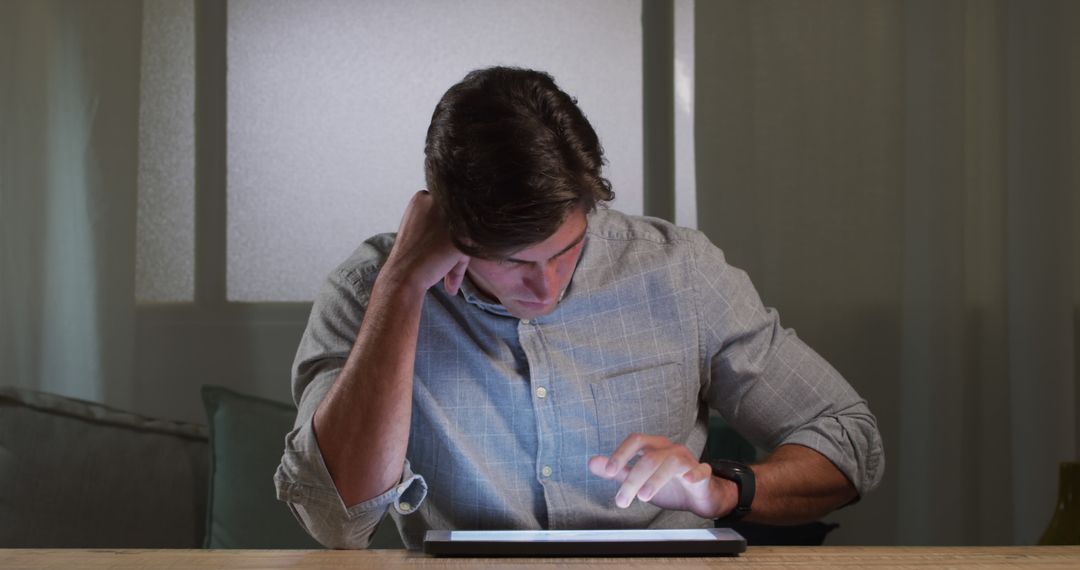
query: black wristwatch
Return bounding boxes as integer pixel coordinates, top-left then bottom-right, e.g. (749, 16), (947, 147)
(710, 459), (755, 522)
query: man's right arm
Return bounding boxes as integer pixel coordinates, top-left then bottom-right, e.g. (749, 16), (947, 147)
(313, 191), (468, 506)
(276, 191), (468, 548)
(311, 271), (428, 507)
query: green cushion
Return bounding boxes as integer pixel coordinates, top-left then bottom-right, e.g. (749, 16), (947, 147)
(0, 387), (208, 547)
(202, 385), (321, 548)
(706, 414), (758, 463)
(201, 385), (403, 549)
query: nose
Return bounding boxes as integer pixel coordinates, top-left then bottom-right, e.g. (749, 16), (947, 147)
(523, 262), (558, 302)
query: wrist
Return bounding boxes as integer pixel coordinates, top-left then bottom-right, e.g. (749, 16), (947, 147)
(375, 263), (431, 299)
(709, 475), (739, 520)
(710, 460), (756, 523)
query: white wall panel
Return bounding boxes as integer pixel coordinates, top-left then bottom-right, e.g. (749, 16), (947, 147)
(136, 0), (195, 302)
(227, 0), (643, 301)
(674, 0), (696, 229)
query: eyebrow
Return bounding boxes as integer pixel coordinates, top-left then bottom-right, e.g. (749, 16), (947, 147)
(505, 227), (588, 264)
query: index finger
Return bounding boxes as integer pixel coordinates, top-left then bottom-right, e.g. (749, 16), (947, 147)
(604, 433), (670, 477)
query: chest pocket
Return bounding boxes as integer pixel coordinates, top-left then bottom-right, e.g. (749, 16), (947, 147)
(588, 361), (688, 455)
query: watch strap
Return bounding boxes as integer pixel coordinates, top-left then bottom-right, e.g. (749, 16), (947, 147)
(710, 459), (755, 523)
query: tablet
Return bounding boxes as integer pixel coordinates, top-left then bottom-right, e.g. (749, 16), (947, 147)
(422, 528), (746, 557)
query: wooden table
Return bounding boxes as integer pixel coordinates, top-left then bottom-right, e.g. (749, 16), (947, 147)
(3, 547), (1080, 569)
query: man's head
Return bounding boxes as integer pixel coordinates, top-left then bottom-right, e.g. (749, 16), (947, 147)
(424, 66), (614, 260)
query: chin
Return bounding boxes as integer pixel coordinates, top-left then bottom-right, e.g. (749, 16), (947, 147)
(512, 300), (555, 318)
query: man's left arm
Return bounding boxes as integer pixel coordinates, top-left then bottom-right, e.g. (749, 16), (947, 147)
(741, 443), (857, 524)
(591, 232), (882, 522)
(589, 437), (856, 524)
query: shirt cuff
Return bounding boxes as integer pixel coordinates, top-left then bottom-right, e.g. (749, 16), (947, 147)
(274, 414), (428, 520)
(777, 407), (884, 496)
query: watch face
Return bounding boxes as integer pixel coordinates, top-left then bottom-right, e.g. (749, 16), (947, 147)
(712, 460), (751, 479)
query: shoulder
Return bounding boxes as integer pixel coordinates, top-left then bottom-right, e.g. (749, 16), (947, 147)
(577, 208), (716, 286)
(327, 233), (397, 291)
(582, 209), (737, 282)
(586, 208), (709, 251)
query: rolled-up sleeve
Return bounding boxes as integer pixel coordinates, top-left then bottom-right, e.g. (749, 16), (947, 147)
(692, 234), (885, 496)
(274, 394), (427, 548)
(274, 236), (428, 548)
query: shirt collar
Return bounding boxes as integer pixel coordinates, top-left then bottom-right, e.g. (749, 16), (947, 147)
(458, 276), (515, 318)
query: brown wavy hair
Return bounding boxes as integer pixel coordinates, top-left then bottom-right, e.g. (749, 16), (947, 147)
(424, 67), (614, 259)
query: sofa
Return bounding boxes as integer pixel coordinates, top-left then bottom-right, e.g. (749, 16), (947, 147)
(0, 386), (833, 549)
(0, 385), (401, 549)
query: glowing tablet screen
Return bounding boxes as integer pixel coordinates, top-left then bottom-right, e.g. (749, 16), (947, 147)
(447, 529), (720, 542)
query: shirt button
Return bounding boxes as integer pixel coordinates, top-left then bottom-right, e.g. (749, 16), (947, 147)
(399, 502), (412, 512)
(541, 465), (553, 478)
(535, 386), (547, 399)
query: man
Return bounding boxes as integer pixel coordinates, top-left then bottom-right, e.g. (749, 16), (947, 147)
(275, 67), (884, 550)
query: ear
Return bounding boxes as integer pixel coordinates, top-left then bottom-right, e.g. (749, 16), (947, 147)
(443, 258), (469, 295)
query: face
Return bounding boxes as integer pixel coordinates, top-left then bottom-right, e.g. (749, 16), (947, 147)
(466, 208), (588, 320)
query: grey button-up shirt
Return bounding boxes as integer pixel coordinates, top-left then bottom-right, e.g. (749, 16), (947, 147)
(275, 209), (884, 550)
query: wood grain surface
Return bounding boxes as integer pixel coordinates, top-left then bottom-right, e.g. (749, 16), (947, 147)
(3, 546), (1080, 569)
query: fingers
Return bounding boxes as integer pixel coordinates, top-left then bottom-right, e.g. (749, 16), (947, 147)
(592, 434), (713, 510)
(681, 461), (713, 485)
(620, 449), (712, 508)
(401, 190), (434, 225)
(588, 456), (612, 479)
(386, 189), (470, 294)
(604, 433), (666, 477)
(611, 453), (673, 507)
(634, 455), (692, 503)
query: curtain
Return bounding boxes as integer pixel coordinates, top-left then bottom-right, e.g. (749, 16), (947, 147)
(0, 1), (142, 407)
(695, 0), (1079, 545)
